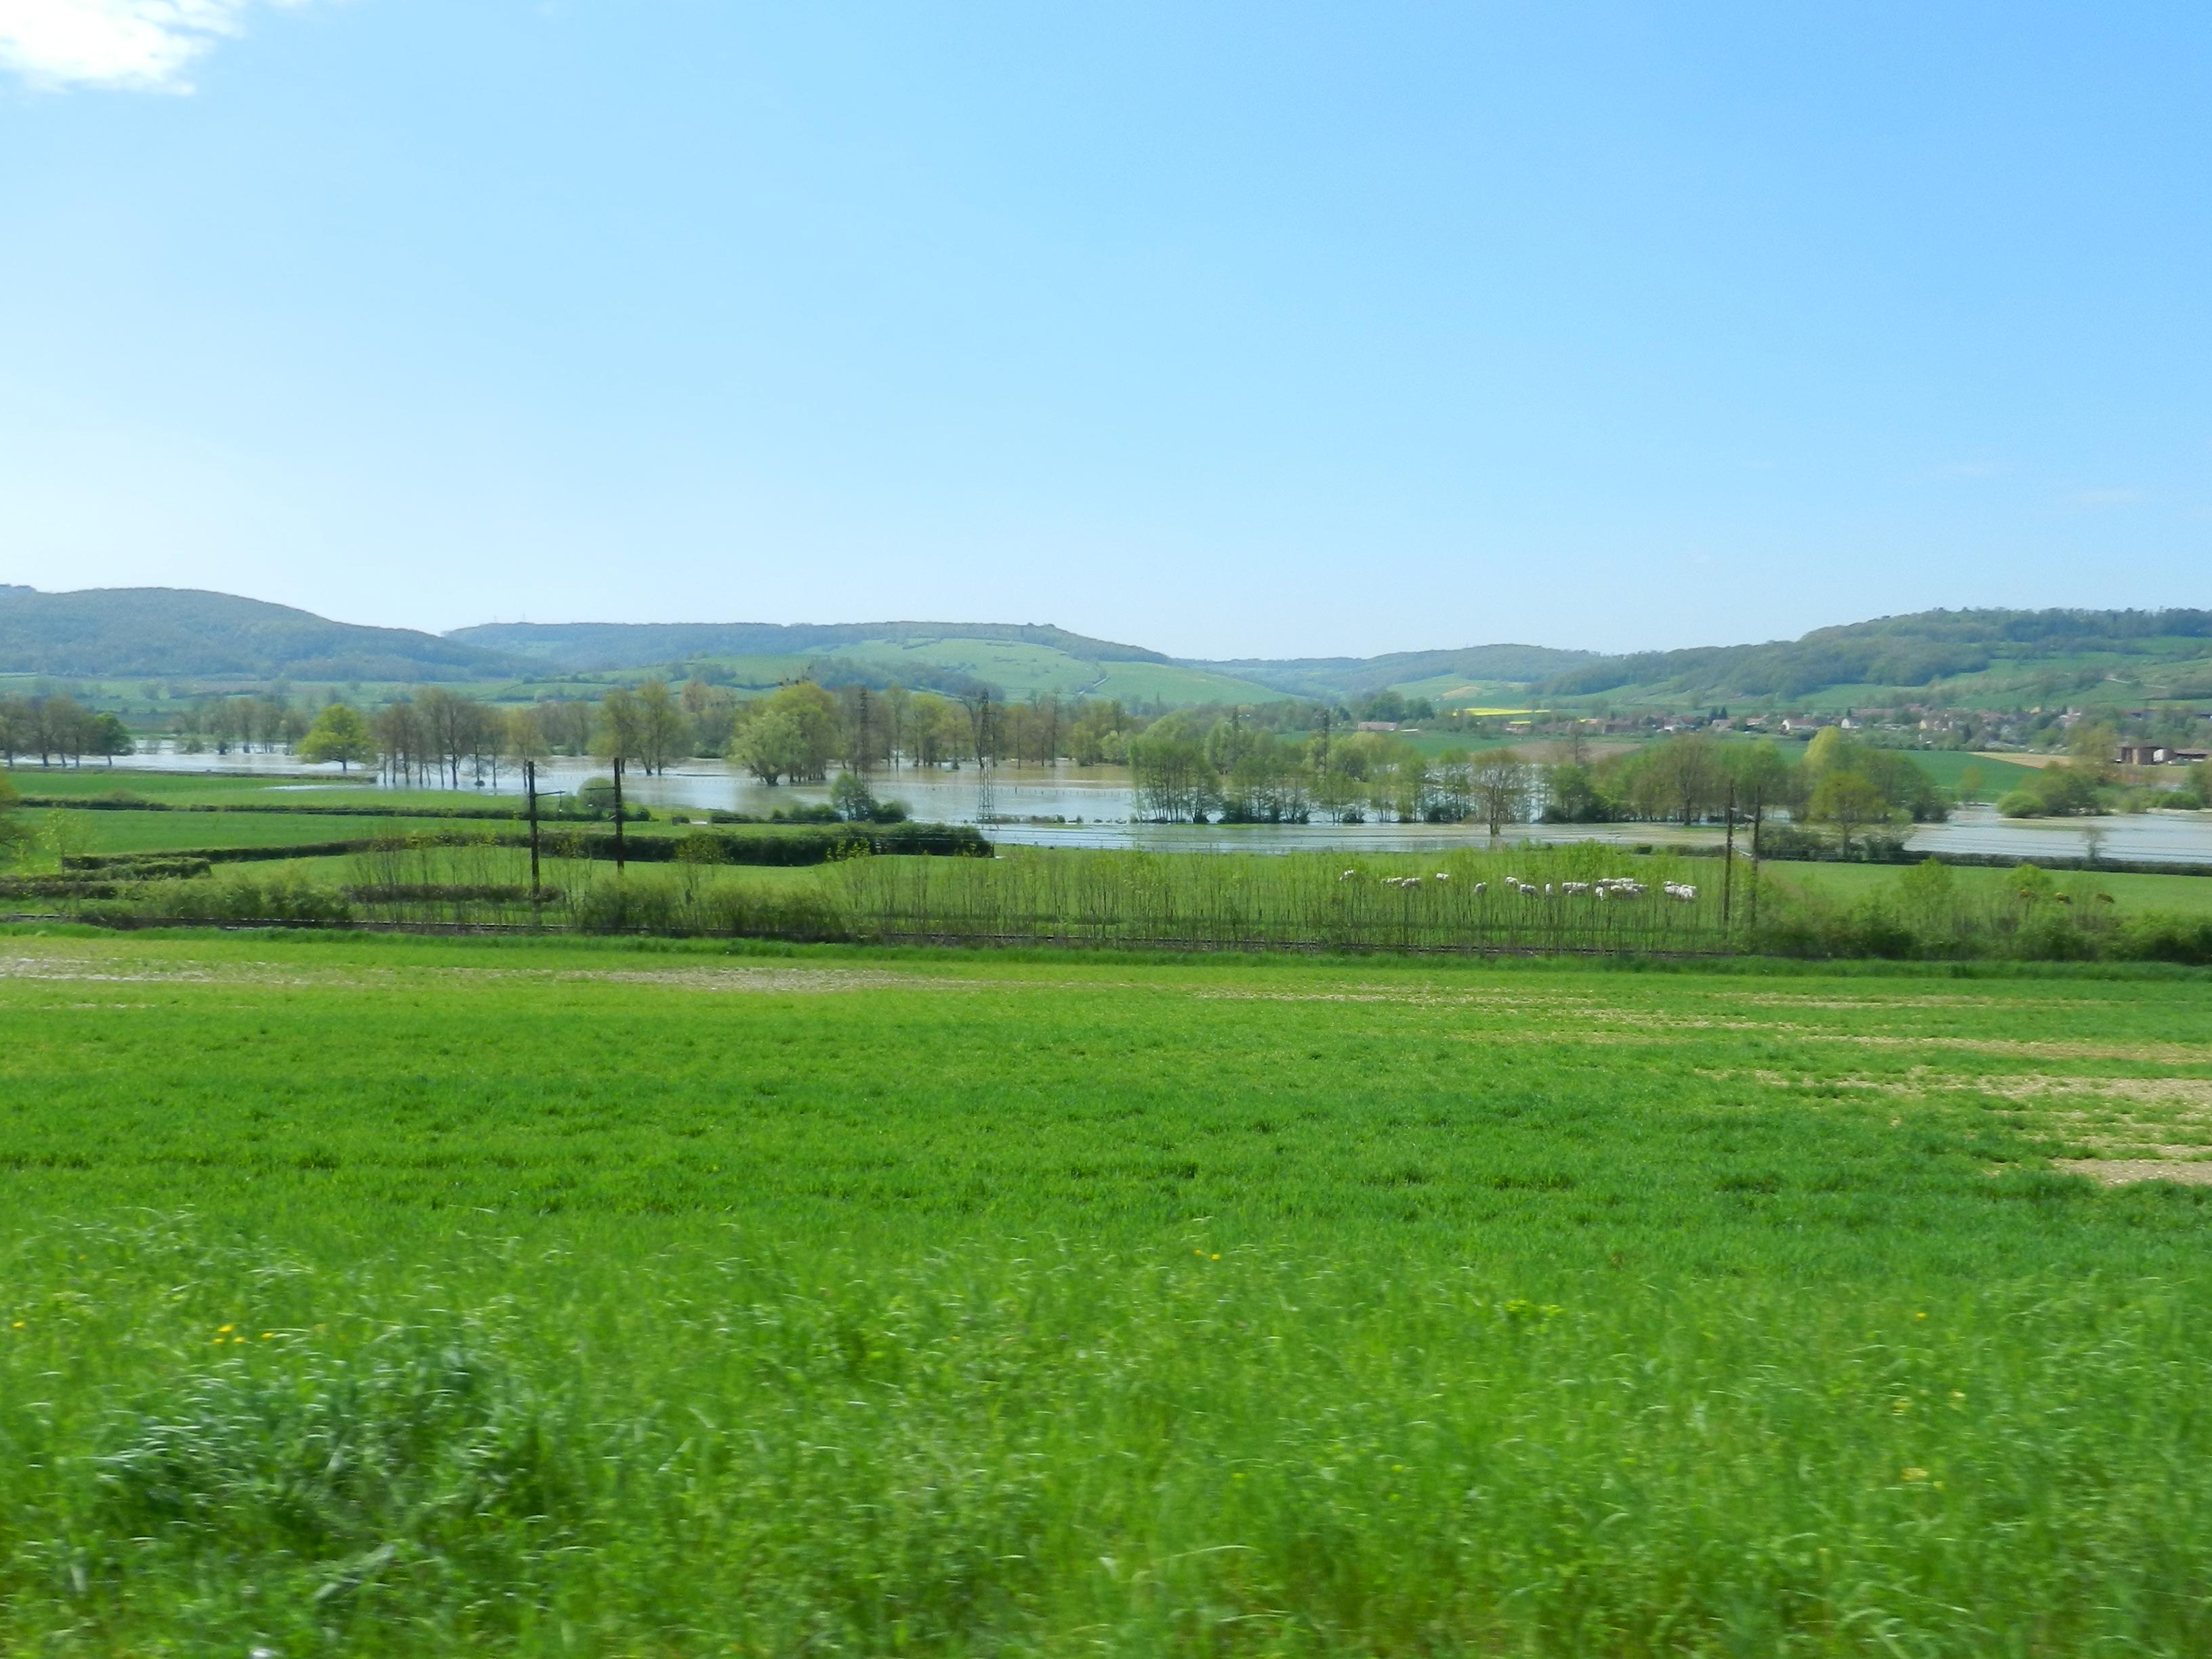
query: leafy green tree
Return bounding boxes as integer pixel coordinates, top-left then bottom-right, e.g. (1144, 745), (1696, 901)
(1800, 729), (1946, 822)
(632, 680), (691, 775)
(1474, 752), (1532, 834)
(1725, 741), (1800, 856)
(1129, 716), (1218, 821)
(502, 705), (553, 773)
(2068, 720), (2121, 778)
(1624, 734), (1727, 825)
(89, 711), (133, 765)
(749, 682), (842, 781)
(0, 775), (30, 866)
(831, 769), (878, 820)
(1997, 763), (2104, 817)
(298, 703), (373, 771)
(0, 695), (30, 766)
(739, 710), (810, 785)
(1354, 689), (1408, 724)
(1379, 754), (1431, 822)
(1067, 700), (1127, 767)
(1807, 771), (1894, 853)
(594, 689), (644, 769)
(1540, 760), (1610, 823)
(1429, 748), (1474, 823)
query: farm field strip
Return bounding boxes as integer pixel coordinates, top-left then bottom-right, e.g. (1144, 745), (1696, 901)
(3, 930), (2212, 1652)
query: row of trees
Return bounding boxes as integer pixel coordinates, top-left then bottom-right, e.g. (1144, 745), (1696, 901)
(1128, 720), (1540, 827)
(166, 694), (310, 752)
(1547, 729), (1946, 846)
(292, 680), (1168, 790)
(1122, 718), (1950, 845)
(14, 677), (1951, 850)
(0, 695), (135, 768)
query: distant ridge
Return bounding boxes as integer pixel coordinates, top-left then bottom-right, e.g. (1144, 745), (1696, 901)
(6, 588), (2211, 709)
(1188, 644), (1595, 701)
(448, 619), (1174, 672)
(1538, 607), (2212, 702)
(0, 587), (519, 682)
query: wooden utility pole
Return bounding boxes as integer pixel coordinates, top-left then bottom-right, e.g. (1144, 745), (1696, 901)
(612, 755), (627, 874)
(525, 758), (542, 905)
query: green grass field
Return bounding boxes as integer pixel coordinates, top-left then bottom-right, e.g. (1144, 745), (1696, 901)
(1774, 858), (2212, 916)
(3, 930), (2211, 1654)
(1869, 747), (2041, 796)
(4, 766), (385, 805)
(47, 808), (515, 855)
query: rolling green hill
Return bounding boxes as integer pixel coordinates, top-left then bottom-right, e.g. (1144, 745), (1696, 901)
(0, 587), (518, 682)
(15, 589), (2212, 714)
(1540, 608), (2212, 710)
(449, 619), (1174, 672)
(1190, 643), (1594, 703)
(449, 619), (1283, 705)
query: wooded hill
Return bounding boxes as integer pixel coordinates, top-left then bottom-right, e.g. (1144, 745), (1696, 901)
(1538, 609), (2212, 708)
(451, 619), (1174, 670)
(1187, 644), (1596, 704)
(7, 587), (2209, 712)
(0, 588), (520, 682)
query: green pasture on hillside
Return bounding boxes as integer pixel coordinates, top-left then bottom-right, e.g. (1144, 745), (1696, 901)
(3, 931), (2212, 1654)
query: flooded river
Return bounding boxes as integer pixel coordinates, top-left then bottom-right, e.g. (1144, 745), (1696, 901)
(90, 748), (2212, 865)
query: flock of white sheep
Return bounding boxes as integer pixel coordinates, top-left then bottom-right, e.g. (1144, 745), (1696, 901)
(1336, 869), (1700, 902)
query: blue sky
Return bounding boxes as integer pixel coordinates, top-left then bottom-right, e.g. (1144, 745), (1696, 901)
(3, 2), (2207, 659)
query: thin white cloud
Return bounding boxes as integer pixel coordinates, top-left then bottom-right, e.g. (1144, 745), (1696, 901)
(2066, 487), (2148, 508)
(0, 1), (314, 94)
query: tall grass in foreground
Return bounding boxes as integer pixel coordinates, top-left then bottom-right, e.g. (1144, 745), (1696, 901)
(5, 1214), (2210, 1656)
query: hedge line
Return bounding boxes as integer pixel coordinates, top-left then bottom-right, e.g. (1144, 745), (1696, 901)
(18, 796), (593, 822)
(61, 823), (991, 872)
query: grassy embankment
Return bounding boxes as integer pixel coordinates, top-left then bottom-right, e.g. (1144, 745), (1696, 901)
(1, 933), (2211, 1653)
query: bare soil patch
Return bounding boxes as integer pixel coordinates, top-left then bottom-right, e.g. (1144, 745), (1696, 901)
(2056, 1159), (2212, 1186)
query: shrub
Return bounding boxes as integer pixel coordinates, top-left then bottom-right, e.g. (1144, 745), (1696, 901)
(2116, 914), (2212, 966)
(106, 873), (353, 924)
(1999, 764), (2106, 817)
